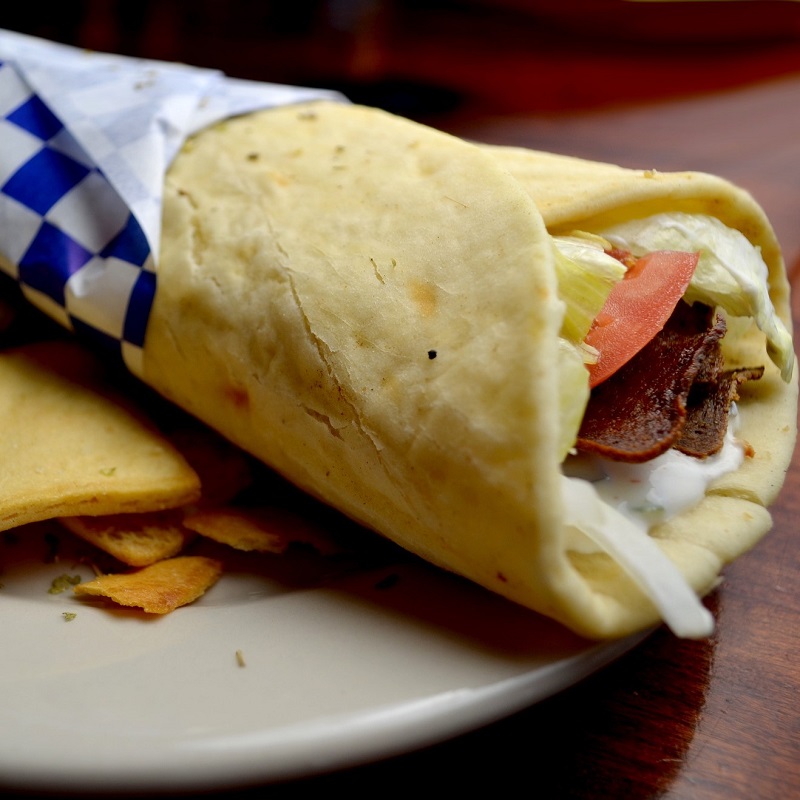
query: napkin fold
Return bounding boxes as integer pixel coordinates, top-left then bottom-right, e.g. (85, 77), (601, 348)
(0, 29), (342, 375)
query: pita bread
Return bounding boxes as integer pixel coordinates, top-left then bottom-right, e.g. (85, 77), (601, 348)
(146, 100), (569, 628)
(483, 145), (797, 633)
(135, 102), (794, 638)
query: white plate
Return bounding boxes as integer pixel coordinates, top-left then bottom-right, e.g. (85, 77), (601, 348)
(0, 522), (644, 794)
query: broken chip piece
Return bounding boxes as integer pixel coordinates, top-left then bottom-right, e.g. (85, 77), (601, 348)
(0, 340), (201, 532)
(182, 505), (343, 556)
(59, 510), (193, 567)
(73, 556), (222, 614)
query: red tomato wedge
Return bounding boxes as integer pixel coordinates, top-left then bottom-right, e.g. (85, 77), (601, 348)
(585, 250), (700, 388)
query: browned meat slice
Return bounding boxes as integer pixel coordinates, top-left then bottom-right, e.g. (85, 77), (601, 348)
(676, 366), (764, 457)
(576, 302), (730, 463)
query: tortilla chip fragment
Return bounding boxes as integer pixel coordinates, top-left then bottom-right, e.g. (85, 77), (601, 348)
(0, 341), (201, 531)
(73, 556), (222, 614)
(59, 510), (193, 567)
(183, 506), (343, 555)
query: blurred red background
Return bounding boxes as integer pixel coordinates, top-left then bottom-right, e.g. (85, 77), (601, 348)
(3, 0), (800, 124)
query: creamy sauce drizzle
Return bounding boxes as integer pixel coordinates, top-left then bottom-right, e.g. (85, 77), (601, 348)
(563, 405), (744, 532)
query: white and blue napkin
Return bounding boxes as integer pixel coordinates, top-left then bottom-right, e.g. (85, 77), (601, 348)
(0, 29), (342, 376)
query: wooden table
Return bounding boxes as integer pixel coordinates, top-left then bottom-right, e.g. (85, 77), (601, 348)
(217, 75), (799, 800)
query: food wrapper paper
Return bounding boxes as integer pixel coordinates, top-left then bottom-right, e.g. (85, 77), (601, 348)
(0, 29), (344, 377)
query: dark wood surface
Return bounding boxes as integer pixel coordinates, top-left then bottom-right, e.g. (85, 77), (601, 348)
(242, 74), (799, 800)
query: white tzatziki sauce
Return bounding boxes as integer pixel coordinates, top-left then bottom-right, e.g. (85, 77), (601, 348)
(562, 404), (745, 534)
(558, 408), (744, 638)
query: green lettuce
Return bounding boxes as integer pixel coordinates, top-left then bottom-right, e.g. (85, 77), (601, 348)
(601, 213), (794, 382)
(551, 234), (626, 460)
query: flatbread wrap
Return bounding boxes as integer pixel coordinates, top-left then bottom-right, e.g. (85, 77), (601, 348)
(485, 144), (796, 611)
(137, 101), (795, 639)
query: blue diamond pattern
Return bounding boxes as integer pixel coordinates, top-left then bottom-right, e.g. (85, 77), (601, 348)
(3, 146), (91, 215)
(6, 94), (64, 141)
(18, 221), (93, 304)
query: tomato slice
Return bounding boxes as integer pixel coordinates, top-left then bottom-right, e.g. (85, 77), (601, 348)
(585, 250), (700, 388)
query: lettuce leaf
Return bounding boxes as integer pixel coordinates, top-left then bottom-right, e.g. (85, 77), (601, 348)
(551, 235), (625, 460)
(552, 234), (627, 345)
(602, 213), (794, 381)
(562, 474), (715, 639)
